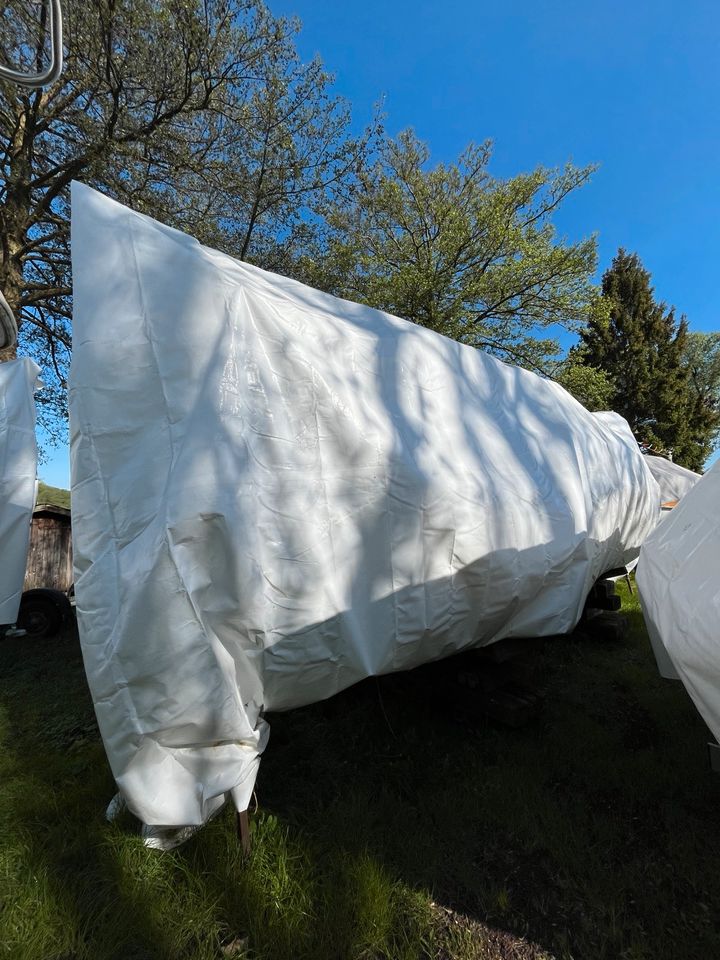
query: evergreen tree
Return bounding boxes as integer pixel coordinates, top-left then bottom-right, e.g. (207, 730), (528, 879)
(579, 250), (713, 470)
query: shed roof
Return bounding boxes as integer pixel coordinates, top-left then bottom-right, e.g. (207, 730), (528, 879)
(33, 503), (71, 520)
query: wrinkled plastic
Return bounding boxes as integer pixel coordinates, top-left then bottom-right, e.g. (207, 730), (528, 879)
(0, 358), (40, 624)
(637, 463), (720, 721)
(70, 183), (661, 830)
(643, 455), (700, 505)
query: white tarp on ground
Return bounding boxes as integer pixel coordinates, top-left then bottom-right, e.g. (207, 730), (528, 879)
(0, 358), (40, 624)
(637, 463), (720, 718)
(644, 455), (701, 505)
(70, 182), (660, 831)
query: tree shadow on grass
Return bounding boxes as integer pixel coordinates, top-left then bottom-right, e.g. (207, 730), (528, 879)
(251, 626), (720, 960)
(4, 609), (720, 960)
(0, 625), (195, 960)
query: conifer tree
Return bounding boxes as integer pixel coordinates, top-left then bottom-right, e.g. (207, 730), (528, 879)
(580, 249), (712, 470)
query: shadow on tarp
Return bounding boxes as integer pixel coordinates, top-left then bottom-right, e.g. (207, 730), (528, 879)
(52, 202), (664, 956)
(71, 241), (640, 834)
(117, 253), (632, 740)
(0, 614), (560, 959)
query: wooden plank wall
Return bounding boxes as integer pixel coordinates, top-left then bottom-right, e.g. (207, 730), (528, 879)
(23, 514), (73, 592)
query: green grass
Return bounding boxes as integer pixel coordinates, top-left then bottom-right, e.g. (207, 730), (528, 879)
(2, 581), (720, 959)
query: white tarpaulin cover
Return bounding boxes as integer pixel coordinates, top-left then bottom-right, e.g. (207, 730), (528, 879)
(643, 454), (701, 505)
(0, 357), (39, 624)
(70, 182), (660, 831)
(637, 463), (720, 720)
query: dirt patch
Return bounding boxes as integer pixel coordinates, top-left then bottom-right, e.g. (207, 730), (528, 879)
(431, 902), (555, 960)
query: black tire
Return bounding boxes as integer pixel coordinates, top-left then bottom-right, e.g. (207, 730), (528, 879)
(17, 588), (70, 639)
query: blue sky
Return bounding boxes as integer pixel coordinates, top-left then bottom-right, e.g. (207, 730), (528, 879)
(266, 0), (719, 326)
(40, 0), (720, 486)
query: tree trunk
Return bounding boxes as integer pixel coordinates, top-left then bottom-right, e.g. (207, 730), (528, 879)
(0, 251), (23, 363)
(1, 100), (33, 364)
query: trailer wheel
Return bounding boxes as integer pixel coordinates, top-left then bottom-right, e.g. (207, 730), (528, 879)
(17, 589), (70, 639)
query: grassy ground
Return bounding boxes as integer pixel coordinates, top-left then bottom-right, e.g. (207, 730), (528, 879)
(2, 581), (719, 960)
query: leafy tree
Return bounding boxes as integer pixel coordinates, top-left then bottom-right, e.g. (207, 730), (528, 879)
(300, 130), (600, 373)
(578, 249), (716, 470)
(0, 0), (373, 442)
(682, 331), (720, 463)
(684, 331), (720, 416)
(554, 345), (614, 411)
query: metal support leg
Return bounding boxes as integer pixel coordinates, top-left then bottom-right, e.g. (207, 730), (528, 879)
(237, 809), (251, 856)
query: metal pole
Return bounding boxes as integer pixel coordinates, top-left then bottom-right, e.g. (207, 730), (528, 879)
(0, 0), (64, 88)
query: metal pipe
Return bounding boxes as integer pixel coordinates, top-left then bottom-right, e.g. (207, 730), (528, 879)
(0, 0), (64, 88)
(0, 291), (17, 351)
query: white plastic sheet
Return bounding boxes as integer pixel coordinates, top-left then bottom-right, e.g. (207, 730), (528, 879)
(637, 463), (720, 724)
(643, 454), (700, 505)
(0, 358), (40, 624)
(70, 182), (660, 831)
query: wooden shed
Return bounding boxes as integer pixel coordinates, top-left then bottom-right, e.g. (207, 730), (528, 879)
(23, 503), (73, 592)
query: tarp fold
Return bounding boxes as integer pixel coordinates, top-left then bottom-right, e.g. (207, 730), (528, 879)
(637, 462), (720, 729)
(0, 357), (40, 624)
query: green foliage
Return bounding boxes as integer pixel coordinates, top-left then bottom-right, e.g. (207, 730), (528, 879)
(684, 331), (720, 402)
(301, 130), (600, 373)
(578, 250), (718, 469)
(683, 331), (720, 456)
(554, 350), (614, 411)
(36, 480), (70, 509)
